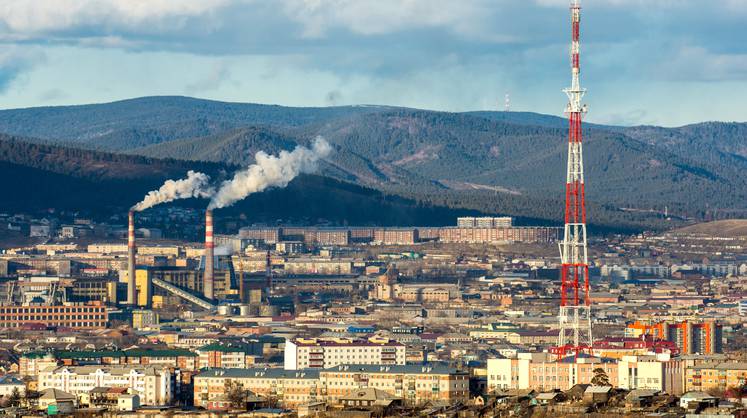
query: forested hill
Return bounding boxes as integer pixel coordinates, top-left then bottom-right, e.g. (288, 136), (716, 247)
(0, 135), (475, 226)
(0, 96), (745, 230)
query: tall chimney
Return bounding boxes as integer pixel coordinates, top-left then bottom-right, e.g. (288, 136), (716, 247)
(204, 209), (215, 300)
(127, 211), (137, 305)
(265, 250), (272, 300)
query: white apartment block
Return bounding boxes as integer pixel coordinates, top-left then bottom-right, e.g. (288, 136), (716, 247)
(284, 337), (406, 370)
(618, 354), (684, 395)
(38, 365), (173, 406)
(488, 352), (685, 395)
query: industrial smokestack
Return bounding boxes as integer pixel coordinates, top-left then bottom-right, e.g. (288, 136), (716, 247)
(265, 250), (272, 300)
(127, 211), (137, 305)
(204, 209), (215, 300)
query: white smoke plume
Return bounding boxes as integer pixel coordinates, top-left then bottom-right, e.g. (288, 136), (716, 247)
(132, 170), (214, 211)
(208, 137), (332, 210)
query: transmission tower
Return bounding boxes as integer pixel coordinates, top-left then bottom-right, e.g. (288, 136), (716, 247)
(555, 0), (593, 359)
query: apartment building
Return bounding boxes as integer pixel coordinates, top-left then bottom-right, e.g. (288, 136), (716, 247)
(685, 362), (747, 393)
(625, 320), (723, 354)
(20, 349), (197, 377)
(487, 353), (619, 392)
(488, 353), (686, 395)
(283, 259), (353, 275)
(617, 354), (684, 395)
(196, 342), (259, 369)
(193, 368), (320, 409)
(438, 227), (560, 244)
(457, 217), (514, 228)
(373, 228), (418, 245)
(320, 364), (469, 405)
(0, 302), (107, 329)
(193, 364), (468, 408)
(38, 365), (173, 406)
(284, 337), (406, 370)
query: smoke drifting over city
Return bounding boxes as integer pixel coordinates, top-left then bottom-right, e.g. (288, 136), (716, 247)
(130, 138), (331, 212)
(208, 137), (332, 210)
(132, 170), (214, 212)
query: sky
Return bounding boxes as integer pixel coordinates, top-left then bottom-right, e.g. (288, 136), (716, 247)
(0, 0), (745, 127)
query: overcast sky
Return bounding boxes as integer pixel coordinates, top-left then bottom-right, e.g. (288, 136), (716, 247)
(0, 0), (744, 126)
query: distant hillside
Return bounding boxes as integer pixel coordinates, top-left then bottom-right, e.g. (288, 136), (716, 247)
(0, 96), (392, 151)
(1, 96), (746, 230)
(671, 220), (747, 237)
(0, 135), (474, 226)
(132, 108), (747, 221)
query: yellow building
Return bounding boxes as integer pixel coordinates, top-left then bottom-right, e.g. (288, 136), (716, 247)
(685, 362), (747, 392)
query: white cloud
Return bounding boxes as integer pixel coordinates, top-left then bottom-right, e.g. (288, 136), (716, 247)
(0, 0), (229, 35)
(279, 0), (493, 38)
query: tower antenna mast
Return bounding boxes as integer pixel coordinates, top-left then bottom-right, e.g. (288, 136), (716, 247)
(556, 0), (593, 359)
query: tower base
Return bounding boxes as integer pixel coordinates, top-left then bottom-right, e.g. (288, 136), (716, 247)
(554, 305), (593, 359)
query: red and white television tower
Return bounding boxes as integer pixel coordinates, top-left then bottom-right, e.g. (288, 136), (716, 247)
(556, 0), (592, 359)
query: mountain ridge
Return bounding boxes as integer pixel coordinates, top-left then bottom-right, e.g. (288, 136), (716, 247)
(0, 96), (745, 229)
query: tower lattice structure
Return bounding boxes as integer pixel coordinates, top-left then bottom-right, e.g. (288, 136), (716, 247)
(556, 0), (592, 359)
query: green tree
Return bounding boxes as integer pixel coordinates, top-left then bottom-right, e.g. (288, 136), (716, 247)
(225, 380), (246, 409)
(8, 388), (20, 407)
(591, 368), (611, 387)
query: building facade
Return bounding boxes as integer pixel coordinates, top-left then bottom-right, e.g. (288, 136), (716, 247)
(284, 337), (406, 370)
(38, 365), (173, 406)
(0, 302), (107, 329)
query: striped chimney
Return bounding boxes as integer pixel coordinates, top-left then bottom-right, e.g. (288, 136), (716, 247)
(204, 209), (215, 300)
(127, 210), (137, 305)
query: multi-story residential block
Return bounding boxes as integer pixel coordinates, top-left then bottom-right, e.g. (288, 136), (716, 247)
(617, 354), (684, 395)
(283, 259), (353, 275)
(313, 229), (351, 246)
(438, 227), (559, 244)
(238, 227), (281, 244)
(0, 302), (107, 329)
(20, 349), (197, 377)
(456, 217), (513, 228)
(319, 364), (469, 405)
(193, 364), (468, 408)
(626, 320), (723, 354)
(197, 342), (259, 369)
(685, 362), (747, 393)
(194, 368), (320, 409)
(38, 365), (173, 406)
(373, 228), (418, 245)
(487, 353), (619, 392)
(284, 337), (406, 370)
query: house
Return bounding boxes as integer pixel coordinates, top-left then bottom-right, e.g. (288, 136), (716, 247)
(339, 387), (401, 410)
(625, 389), (660, 408)
(118, 394), (140, 412)
(38, 388), (76, 414)
(680, 391), (719, 409)
(205, 390), (265, 411)
(0, 375), (26, 397)
(87, 387), (128, 408)
(535, 391), (565, 405)
(565, 384), (589, 402)
(584, 386), (612, 404)
(297, 401), (327, 417)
